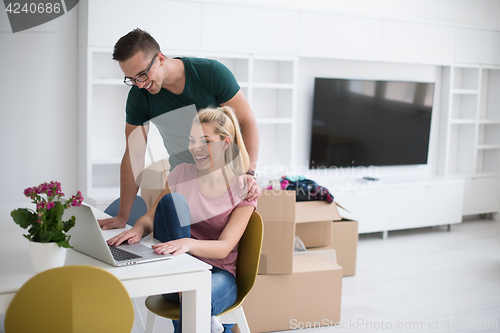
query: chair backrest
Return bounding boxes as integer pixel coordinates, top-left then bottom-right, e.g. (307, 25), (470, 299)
(5, 265), (134, 333)
(104, 195), (147, 226)
(233, 211), (264, 305)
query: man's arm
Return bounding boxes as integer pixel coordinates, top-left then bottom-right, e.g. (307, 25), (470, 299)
(222, 90), (261, 201)
(99, 123), (148, 229)
(222, 90), (259, 171)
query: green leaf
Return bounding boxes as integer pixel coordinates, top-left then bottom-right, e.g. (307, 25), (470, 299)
(11, 209), (37, 229)
(52, 201), (65, 221)
(50, 230), (65, 242)
(63, 216), (76, 232)
(56, 239), (73, 249)
(23, 234), (33, 241)
(56, 219), (64, 231)
(28, 223), (41, 236)
(40, 230), (52, 243)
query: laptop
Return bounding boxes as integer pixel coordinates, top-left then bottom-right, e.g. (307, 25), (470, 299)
(64, 204), (173, 266)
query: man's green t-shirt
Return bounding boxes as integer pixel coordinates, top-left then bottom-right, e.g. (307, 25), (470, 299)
(125, 57), (240, 168)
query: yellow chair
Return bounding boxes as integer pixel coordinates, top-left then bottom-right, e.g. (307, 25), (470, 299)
(4, 265), (134, 333)
(144, 211), (264, 333)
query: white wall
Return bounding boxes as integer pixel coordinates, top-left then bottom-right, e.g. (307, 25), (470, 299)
(1, 0), (499, 206)
(194, 0), (500, 31)
(0, 7), (79, 205)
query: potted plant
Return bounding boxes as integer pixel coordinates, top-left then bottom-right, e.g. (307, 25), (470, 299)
(11, 181), (84, 272)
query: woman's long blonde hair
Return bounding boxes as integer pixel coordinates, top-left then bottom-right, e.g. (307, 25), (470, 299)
(194, 106), (250, 176)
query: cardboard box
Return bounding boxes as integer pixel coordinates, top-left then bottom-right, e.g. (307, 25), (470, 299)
(241, 254), (343, 333)
(331, 219), (359, 276)
(140, 159), (170, 209)
(295, 221), (332, 248)
(256, 190), (343, 274)
(294, 246), (337, 264)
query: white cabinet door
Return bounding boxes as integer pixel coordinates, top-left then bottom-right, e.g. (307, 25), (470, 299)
(201, 4), (299, 55)
(463, 177), (499, 215)
(298, 12), (383, 61)
(455, 28), (500, 65)
(382, 21), (455, 65)
(335, 187), (392, 234)
(88, 0), (202, 50)
(391, 183), (464, 230)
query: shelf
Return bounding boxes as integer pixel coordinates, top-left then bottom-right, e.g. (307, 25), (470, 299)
(477, 119), (500, 124)
(93, 79), (125, 85)
(452, 66), (479, 90)
(451, 94), (478, 119)
(92, 156), (122, 165)
(252, 83), (294, 89)
(451, 89), (479, 95)
(446, 172), (500, 179)
(256, 118), (293, 124)
(476, 149), (500, 174)
(477, 144), (500, 150)
(479, 68), (500, 120)
(450, 119), (477, 124)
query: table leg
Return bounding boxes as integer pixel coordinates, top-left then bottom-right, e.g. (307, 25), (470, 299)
(181, 269), (211, 333)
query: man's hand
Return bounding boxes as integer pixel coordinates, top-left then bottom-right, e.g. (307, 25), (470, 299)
(238, 174), (261, 202)
(98, 216), (128, 230)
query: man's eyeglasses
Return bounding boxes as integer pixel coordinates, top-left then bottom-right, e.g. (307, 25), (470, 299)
(123, 54), (158, 86)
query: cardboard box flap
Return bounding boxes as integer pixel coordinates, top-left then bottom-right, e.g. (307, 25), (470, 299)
(295, 201), (342, 223)
(256, 190), (296, 221)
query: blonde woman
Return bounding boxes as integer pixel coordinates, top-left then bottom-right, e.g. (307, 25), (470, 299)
(108, 106), (256, 333)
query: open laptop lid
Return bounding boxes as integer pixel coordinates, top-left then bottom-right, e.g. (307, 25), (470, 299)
(64, 204), (116, 266)
(64, 204), (173, 266)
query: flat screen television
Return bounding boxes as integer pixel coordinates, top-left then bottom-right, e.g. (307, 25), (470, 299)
(309, 78), (435, 169)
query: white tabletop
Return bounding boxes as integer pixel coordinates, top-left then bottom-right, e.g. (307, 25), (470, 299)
(0, 202), (212, 332)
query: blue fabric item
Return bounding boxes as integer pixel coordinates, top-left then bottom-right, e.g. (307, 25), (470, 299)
(284, 175), (307, 182)
(103, 196), (147, 226)
(285, 179), (334, 203)
(154, 193), (236, 333)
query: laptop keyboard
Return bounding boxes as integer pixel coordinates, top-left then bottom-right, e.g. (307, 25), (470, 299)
(109, 246), (142, 261)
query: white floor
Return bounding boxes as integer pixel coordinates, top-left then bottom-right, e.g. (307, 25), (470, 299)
(2, 217), (499, 333)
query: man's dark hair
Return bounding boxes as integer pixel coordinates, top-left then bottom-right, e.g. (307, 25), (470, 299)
(113, 28), (161, 62)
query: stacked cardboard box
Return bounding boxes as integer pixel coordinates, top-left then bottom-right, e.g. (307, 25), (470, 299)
(140, 159), (170, 209)
(255, 190), (358, 277)
(239, 190), (359, 332)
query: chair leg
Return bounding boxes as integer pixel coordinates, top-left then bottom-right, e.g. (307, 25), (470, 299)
(232, 307), (251, 333)
(132, 298), (145, 333)
(144, 311), (157, 333)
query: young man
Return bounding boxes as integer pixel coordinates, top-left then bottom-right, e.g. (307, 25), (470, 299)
(99, 28), (261, 230)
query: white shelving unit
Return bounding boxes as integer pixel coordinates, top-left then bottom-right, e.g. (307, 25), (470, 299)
(79, 48), (297, 208)
(441, 64), (500, 215)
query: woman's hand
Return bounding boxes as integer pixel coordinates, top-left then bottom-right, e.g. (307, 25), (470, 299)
(106, 228), (142, 246)
(106, 214), (152, 246)
(151, 238), (193, 257)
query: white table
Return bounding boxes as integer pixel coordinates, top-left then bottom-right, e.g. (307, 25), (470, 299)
(0, 203), (212, 332)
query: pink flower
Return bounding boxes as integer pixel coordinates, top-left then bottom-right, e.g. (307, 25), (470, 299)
(36, 202), (46, 211)
(46, 201), (55, 210)
(23, 187), (34, 197)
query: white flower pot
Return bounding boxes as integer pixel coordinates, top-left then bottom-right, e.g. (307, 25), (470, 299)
(29, 241), (67, 273)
